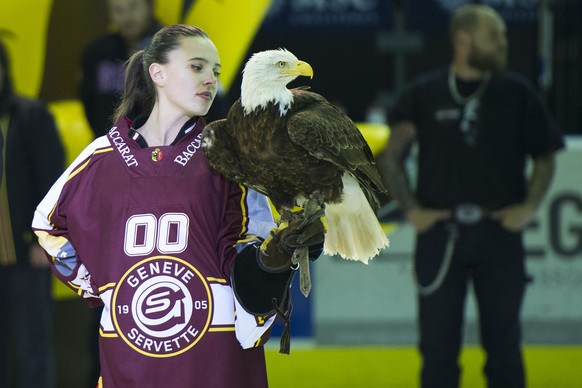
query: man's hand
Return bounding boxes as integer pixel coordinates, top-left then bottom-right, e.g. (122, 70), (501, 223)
(29, 243), (50, 268)
(491, 203), (536, 231)
(406, 207), (452, 233)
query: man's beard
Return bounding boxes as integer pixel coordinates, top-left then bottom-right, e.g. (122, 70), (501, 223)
(468, 48), (507, 72)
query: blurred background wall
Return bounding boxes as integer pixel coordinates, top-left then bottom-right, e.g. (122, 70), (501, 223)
(1, 0), (580, 134)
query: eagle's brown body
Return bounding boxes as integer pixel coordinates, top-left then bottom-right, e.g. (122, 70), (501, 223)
(203, 87), (385, 213)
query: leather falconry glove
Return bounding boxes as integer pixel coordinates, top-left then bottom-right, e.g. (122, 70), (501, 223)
(259, 209), (327, 272)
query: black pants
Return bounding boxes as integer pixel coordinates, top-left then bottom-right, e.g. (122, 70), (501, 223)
(415, 220), (527, 388)
(0, 266), (55, 388)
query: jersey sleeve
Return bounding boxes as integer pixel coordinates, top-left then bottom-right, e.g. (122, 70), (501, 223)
(32, 137), (110, 306)
(236, 188), (276, 247)
(218, 185), (283, 349)
(217, 183), (275, 269)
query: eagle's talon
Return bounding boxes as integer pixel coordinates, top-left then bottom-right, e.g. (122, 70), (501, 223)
(297, 207), (325, 231)
(296, 193), (325, 230)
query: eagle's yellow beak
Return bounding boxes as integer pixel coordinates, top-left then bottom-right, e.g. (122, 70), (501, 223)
(282, 60), (314, 79)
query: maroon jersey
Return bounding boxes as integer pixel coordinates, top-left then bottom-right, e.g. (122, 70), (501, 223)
(33, 116), (277, 387)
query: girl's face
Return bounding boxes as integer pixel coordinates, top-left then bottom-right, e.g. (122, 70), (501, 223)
(157, 36), (221, 118)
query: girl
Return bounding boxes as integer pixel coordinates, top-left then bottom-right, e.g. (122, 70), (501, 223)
(33, 24), (323, 387)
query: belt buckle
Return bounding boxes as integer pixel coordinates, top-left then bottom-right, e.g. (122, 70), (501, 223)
(455, 203), (483, 225)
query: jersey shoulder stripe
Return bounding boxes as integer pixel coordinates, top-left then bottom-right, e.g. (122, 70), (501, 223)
(33, 135), (113, 233)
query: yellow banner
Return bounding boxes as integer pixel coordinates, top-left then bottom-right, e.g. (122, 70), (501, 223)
(154, 0), (183, 25)
(0, 0), (54, 98)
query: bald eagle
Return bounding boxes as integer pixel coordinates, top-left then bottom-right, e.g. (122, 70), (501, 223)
(202, 49), (389, 289)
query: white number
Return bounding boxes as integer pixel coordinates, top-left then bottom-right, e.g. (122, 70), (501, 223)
(158, 213), (188, 254)
(124, 213), (189, 256)
(194, 300), (208, 310)
(125, 214), (156, 256)
(117, 305), (129, 314)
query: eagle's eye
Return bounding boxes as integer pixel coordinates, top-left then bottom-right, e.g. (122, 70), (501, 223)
(275, 61), (286, 68)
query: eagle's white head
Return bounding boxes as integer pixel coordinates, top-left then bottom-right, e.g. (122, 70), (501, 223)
(241, 48), (313, 116)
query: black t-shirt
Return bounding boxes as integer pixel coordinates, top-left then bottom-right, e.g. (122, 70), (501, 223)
(389, 67), (564, 210)
(81, 33), (135, 138)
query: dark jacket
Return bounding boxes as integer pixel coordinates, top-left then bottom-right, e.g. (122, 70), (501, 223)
(80, 22), (163, 138)
(0, 45), (65, 265)
(0, 129), (3, 182)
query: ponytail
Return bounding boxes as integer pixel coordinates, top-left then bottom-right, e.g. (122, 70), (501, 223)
(113, 50), (155, 123)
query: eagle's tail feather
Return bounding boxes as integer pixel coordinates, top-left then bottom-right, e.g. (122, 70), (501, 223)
(323, 175), (389, 263)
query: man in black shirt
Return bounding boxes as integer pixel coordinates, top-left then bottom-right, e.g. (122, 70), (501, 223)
(378, 5), (563, 388)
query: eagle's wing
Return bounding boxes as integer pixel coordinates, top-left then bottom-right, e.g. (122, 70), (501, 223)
(286, 89), (387, 203)
(202, 119), (269, 196)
